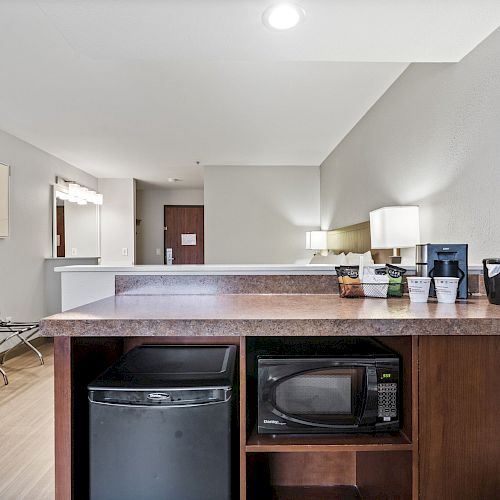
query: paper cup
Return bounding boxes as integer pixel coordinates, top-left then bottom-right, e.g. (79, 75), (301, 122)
(407, 277), (431, 303)
(434, 277), (460, 304)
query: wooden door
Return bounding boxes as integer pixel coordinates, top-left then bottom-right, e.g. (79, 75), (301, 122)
(57, 206), (65, 257)
(164, 205), (204, 264)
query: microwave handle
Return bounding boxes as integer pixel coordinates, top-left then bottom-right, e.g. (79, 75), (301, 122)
(359, 366), (378, 426)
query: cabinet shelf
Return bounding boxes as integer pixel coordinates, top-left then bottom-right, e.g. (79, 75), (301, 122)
(246, 427), (412, 453)
(270, 485), (361, 500)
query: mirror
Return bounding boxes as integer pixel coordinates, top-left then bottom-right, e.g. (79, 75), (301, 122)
(0, 163), (9, 238)
(52, 186), (100, 258)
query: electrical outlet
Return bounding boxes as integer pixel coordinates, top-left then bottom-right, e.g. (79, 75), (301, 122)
(156, 248), (161, 256)
(71, 248), (77, 256)
(122, 248), (128, 256)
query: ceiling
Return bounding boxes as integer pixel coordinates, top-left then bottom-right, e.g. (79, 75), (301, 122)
(0, 1), (499, 189)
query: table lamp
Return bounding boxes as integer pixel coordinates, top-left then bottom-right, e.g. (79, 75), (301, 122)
(305, 230), (329, 256)
(369, 206), (420, 264)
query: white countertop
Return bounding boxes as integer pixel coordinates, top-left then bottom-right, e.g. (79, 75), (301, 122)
(54, 264), (338, 275)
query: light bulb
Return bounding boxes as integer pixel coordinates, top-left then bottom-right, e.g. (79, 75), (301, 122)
(263, 3), (305, 31)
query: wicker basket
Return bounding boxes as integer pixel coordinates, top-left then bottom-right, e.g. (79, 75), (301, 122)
(338, 282), (405, 299)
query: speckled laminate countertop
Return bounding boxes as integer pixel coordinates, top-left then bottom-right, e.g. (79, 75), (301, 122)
(40, 294), (500, 337)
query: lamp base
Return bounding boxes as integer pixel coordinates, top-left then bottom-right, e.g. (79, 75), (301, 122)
(389, 248), (402, 265)
(389, 255), (402, 265)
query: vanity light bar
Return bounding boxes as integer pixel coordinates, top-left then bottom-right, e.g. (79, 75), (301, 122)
(56, 178), (103, 205)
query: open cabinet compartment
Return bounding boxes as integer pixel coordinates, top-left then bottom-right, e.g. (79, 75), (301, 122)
(245, 336), (416, 446)
(246, 450), (413, 499)
(242, 336), (418, 499)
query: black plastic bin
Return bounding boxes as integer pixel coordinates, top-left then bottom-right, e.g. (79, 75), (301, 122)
(88, 345), (236, 500)
(483, 259), (500, 305)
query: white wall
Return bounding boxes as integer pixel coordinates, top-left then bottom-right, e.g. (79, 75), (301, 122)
(320, 28), (500, 265)
(0, 128), (97, 328)
(98, 178), (136, 265)
(204, 165), (320, 264)
(136, 188), (204, 264)
(44, 257), (98, 316)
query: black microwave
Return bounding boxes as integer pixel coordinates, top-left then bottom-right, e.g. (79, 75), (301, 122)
(257, 339), (400, 434)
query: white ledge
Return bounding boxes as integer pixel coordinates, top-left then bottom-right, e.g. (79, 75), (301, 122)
(54, 264), (338, 275)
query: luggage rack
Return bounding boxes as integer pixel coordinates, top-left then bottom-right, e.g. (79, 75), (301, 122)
(0, 321), (42, 385)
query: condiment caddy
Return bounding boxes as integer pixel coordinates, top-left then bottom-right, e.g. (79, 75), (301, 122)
(336, 264), (406, 299)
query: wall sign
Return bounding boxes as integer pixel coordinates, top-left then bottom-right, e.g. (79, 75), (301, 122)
(181, 233), (197, 246)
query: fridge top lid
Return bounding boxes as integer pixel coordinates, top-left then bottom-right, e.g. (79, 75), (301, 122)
(88, 345), (236, 390)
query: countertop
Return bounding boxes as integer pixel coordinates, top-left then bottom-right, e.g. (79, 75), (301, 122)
(40, 294), (500, 337)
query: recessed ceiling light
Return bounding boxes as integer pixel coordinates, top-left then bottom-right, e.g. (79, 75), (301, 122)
(167, 177), (182, 183)
(263, 3), (305, 31)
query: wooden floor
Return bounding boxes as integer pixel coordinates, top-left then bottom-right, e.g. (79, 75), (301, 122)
(0, 342), (54, 500)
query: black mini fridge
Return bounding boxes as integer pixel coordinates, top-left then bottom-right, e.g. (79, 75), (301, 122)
(88, 345), (236, 500)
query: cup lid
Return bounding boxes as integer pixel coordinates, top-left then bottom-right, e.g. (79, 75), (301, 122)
(407, 276), (431, 280)
(433, 276), (460, 280)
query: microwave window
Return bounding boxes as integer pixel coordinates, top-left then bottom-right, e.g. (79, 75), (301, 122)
(275, 374), (351, 415)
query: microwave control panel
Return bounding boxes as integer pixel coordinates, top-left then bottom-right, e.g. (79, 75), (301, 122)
(377, 382), (397, 420)
(376, 366), (399, 422)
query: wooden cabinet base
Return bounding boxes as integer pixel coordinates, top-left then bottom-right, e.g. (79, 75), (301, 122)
(419, 336), (500, 499)
(54, 335), (500, 500)
(54, 337), (72, 500)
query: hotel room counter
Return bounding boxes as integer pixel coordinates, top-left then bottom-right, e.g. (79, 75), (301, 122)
(40, 294), (500, 337)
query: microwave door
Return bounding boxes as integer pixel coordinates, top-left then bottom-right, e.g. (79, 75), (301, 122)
(268, 366), (377, 430)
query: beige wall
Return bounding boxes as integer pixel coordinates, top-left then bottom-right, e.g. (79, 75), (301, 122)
(320, 28), (500, 265)
(98, 178), (136, 265)
(136, 188), (204, 264)
(204, 165), (320, 264)
(0, 129), (96, 328)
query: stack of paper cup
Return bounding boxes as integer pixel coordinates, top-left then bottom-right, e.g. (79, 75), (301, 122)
(407, 277), (431, 303)
(434, 277), (460, 303)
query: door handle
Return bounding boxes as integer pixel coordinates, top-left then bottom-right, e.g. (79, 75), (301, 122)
(165, 248), (174, 265)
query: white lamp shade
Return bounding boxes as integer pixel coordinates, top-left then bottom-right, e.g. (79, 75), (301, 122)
(306, 230), (328, 250)
(369, 206), (420, 249)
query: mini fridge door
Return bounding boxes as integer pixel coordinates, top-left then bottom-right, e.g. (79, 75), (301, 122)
(89, 395), (231, 500)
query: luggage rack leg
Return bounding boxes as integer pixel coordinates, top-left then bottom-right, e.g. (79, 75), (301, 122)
(0, 366), (7, 385)
(19, 329), (44, 366)
(0, 328), (44, 366)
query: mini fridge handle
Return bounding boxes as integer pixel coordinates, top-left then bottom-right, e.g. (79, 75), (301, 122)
(88, 398), (231, 409)
(88, 388), (232, 407)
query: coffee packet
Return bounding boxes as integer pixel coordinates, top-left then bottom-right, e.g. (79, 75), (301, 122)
(336, 265), (363, 297)
(386, 264), (407, 297)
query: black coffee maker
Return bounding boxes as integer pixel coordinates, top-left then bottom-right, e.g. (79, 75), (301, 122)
(483, 259), (500, 305)
(416, 244), (469, 299)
